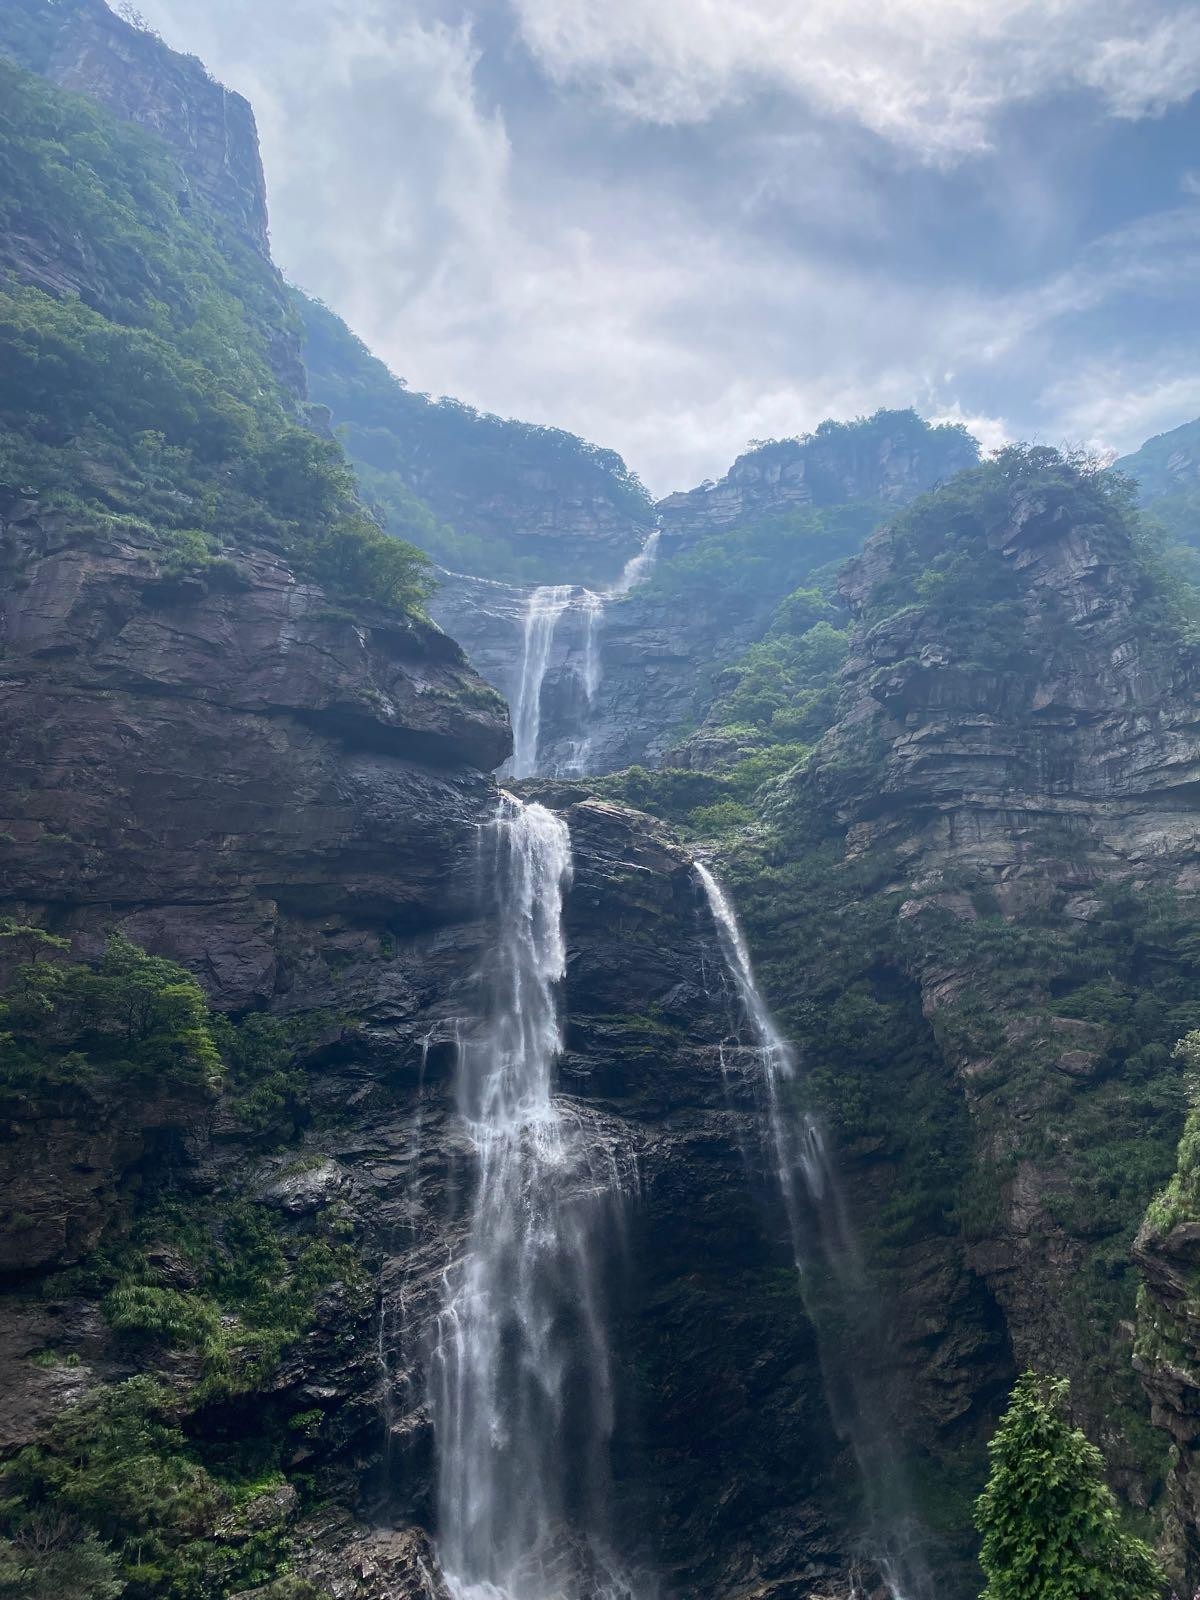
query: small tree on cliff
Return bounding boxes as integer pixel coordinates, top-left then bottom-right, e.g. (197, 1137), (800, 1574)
(975, 1372), (1163, 1600)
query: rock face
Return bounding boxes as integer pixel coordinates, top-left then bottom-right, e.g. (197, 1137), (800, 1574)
(429, 568), (772, 777)
(1, 0), (270, 258)
(1134, 1208), (1200, 1595)
(818, 479), (1200, 888)
(430, 413), (979, 776)
(0, 544), (870, 1593)
(763, 466), (1200, 1515)
(0, 0), (307, 399)
(0, 492), (510, 1011)
(295, 293), (654, 588)
(1117, 416), (1200, 500)
(658, 417), (979, 556)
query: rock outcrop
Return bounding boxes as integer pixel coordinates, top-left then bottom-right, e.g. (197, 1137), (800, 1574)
(740, 460), (1200, 1523)
(0, 504), (875, 1594)
(0, 492), (510, 1010)
(295, 293), (654, 587)
(430, 413), (980, 776)
(1, 0), (270, 258)
(658, 415), (979, 556)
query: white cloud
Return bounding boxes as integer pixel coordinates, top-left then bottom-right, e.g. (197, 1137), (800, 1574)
(132, 0), (1200, 495)
(510, 0), (1200, 160)
(1037, 368), (1200, 459)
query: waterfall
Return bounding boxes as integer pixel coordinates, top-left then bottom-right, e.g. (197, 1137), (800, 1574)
(608, 529), (660, 598)
(695, 862), (932, 1600)
(511, 586), (574, 779)
(509, 533), (660, 779)
(432, 796), (638, 1600)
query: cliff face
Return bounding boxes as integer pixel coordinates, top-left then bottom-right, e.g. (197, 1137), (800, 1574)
(709, 455), (1200, 1569)
(1, 0), (270, 258)
(1118, 417), (1200, 502)
(0, 13), (884, 1598)
(296, 293), (654, 587)
(658, 415), (979, 556)
(0, 0), (306, 403)
(0, 497), (866, 1594)
(431, 413), (975, 777)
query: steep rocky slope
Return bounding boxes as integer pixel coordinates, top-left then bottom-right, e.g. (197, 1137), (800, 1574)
(696, 450), (1200, 1580)
(0, 10), (887, 1599)
(657, 415), (978, 556)
(296, 293), (654, 587)
(0, 498), (874, 1598)
(431, 413), (978, 777)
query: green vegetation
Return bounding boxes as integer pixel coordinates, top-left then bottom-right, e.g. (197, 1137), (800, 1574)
(0, 1374), (331, 1599)
(646, 501), (879, 613)
(975, 1372), (1163, 1600)
(0, 59), (429, 613)
(295, 291), (652, 585)
(0, 920), (356, 1599)
(0, 922), (321, 1135)
(98, 1197), (368, 1401)
(0, 925), (222, 1100)
(595, 443), (1200, 1554)
(1143, 1029), (1200, 1235)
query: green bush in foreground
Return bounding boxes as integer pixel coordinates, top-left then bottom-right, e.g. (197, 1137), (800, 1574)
(975, 1372), (1163, 1600)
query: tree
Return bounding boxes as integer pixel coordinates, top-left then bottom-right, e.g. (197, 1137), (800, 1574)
(975, 1372), (1163, 1600)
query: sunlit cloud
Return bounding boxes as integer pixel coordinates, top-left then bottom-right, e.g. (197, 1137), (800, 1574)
(133, 0), (1200, 492)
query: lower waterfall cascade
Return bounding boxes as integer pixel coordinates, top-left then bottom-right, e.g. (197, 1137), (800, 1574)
(430, 795), (640, 1600)
(695, 862), (934, 1600)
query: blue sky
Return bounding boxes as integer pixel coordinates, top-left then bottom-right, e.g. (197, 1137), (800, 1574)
(134, 0), (1200, 494)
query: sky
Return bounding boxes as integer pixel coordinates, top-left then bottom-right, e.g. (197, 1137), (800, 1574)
(133, 0), (1200, 496)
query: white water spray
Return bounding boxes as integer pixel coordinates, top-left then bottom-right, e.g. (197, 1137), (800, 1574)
(432, 796), (639, 1600)
(695, 861), (930, 1600)
(511, 587), (574, 779)
(508, 533), (660, 779)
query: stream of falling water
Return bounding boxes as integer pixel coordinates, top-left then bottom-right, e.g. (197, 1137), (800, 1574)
(695, 862), (934, 1600)
(431, 796), (638, 1600)
(509, 532), (660, 779)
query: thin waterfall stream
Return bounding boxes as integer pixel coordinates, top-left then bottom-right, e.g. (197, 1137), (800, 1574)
(696, 862), (933, 1600)
(431, 795), (639, 1600)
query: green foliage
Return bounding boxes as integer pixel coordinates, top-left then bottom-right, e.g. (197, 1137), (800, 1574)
(0, 59), (430, 614)
(0, 926), (317, 1135)
(209, 1010), (311, 1134)
(864, 445), (1173, 666)
(3, 1378), (223, 1597)
(704, 607), (849, 753)
(647, 501), (880, 615)
(0, 1373), (320, 1599)
(594, 747), (811, 837)
(0, 1520), (122, 1600)
(100, 1207), (364, 1401)
(295, 290), (652, 585)
(0, 930), (222, 1098)
(1142, 1029), (1200, 1234)
(974, 1372), (1163, 1600)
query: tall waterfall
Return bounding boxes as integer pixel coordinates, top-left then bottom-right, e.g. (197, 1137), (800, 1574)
(510, 586), (575, 779)
(509, 532), (660, 779)
(432, 796), (637, 1600)
(696, 863), (932, 1600)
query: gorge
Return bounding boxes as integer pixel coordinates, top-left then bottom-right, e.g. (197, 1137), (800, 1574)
(3, 5), (1200, 1600)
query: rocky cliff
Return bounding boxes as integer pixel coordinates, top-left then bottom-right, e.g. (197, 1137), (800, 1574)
(0, 12), (899, 1599)
(0, 489), (874, 1597)
(430, 412), (976, 778)
(296, 293), (654, 588)
(658, 414), (979, 557)
(698, 449), (1200, 1582)
(1, 0), (270, 258)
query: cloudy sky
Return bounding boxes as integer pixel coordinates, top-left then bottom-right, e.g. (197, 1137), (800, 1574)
(136, 0), (1200, 495)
